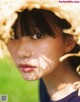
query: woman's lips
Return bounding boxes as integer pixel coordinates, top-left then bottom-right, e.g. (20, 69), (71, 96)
(18, 64), (36, 73)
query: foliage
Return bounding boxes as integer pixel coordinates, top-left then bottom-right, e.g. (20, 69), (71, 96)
(0, 58), (39, 102)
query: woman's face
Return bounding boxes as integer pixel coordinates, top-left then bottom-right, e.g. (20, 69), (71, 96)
(7, 32), (67, 80)
(7, 10), (69, 80)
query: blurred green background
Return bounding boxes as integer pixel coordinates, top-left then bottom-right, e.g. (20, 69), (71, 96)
(0, 58), (39, 102)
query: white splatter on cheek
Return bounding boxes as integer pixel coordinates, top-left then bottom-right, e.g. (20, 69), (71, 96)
(38, 56), (49, 70)
(38, 55), (55, 71)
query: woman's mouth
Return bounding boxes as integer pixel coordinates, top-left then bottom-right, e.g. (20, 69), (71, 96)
(18, 64), (36, 73)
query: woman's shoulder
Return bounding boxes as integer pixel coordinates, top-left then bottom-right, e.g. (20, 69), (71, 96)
(50, 90), (80, 102)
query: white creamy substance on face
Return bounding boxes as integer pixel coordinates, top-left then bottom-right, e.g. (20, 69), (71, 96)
(38, 56), (49, 70)
(26, 55), (54, 70)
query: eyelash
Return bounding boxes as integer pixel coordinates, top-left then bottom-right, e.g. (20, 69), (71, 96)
(31, 32), (45, 40)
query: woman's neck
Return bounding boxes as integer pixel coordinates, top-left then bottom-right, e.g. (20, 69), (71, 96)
(42, 60), (80, 98)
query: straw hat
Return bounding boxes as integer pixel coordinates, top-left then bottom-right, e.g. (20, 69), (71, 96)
(0, 0), (80, 58)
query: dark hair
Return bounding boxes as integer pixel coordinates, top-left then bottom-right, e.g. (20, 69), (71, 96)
(69, 44), (80, 70)
(13, 9), (80, 73)
(14, 9), (71, 38)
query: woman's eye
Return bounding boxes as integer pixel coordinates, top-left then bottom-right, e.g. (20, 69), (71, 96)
(32, 33), (44, 39)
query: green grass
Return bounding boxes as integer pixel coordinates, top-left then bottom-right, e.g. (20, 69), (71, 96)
(0, 58), (39, 102)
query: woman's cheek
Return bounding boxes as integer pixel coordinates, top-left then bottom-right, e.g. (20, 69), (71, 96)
(37, 55), (55, 72)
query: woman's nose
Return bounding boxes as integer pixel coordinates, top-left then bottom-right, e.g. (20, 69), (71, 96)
(17, 38), (33, 58)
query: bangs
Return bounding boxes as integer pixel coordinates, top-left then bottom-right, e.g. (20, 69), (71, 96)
(14, 9), (71, 38)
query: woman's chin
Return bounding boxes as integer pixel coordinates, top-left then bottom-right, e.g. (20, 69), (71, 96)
(21, 74), (39, 81)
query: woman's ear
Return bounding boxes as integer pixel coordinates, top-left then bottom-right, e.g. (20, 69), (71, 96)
(64, 36), (76, 53)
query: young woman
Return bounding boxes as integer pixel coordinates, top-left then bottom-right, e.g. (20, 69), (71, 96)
(7, 9), (80, 102)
